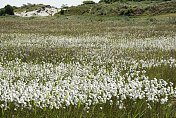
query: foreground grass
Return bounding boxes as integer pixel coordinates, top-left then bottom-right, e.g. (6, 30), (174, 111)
(1, 100), (176, 118)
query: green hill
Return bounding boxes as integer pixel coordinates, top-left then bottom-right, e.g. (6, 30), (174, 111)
(60, 0), (176, 16)
(14, 3), (48, 12)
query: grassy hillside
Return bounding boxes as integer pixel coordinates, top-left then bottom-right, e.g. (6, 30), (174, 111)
(61, 0), (176, 16)
(14, 4), (48, 12)
(0, 13), (176, 37)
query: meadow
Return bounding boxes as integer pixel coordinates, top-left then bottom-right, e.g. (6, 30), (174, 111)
(0, 15), (176, 118)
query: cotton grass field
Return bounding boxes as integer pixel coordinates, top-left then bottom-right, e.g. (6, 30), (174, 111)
(0, 16), (176, 117)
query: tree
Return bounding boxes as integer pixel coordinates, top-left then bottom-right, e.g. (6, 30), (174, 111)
(61, 4), (68, 8)
(4, 5), (14, 15)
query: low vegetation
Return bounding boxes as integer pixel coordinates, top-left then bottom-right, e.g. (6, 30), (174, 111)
(99, 0), (171, 3)
(0, 14), (176, 117)
(61, 0), (176, 16)
(14, 3), (48, 12)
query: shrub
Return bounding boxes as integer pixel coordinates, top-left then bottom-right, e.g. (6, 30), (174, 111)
(0, 5), (14, 16)
(83, 1), (96, 5)
(99, 0), (118, 3)
(60, 9), (65, 15)
(61, 4), (68, 8)
(0, 8), (5, 16)
(21, 3), (35, 8)
(4, 5), (14, 15)
(123, 8), (134, 16)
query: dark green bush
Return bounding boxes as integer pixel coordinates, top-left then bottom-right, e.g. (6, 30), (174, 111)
(121, 8), (134, 16)
(83, 1), (96, 5)
(0, 8), (5, 16)
(0, 5), (14, 16)
(4, 5), (14, 15)
(60, 9), (65, 15)
(99, 0), (119, 3)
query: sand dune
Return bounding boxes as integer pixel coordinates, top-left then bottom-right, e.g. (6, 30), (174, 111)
(15, 5), (61, 17)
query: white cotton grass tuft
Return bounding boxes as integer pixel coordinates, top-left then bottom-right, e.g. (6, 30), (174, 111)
(0, 33), (176, 110)
(0, 57), (176, 110)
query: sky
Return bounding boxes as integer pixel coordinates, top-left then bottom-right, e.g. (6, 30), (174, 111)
(0, 0), (100, 8)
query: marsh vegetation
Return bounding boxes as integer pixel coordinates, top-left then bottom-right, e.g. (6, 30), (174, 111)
(0, 14), (176, 118)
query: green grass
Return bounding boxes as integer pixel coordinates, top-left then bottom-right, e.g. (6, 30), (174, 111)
(0, 14), (176, 37)
(1, 99), (176, 118)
